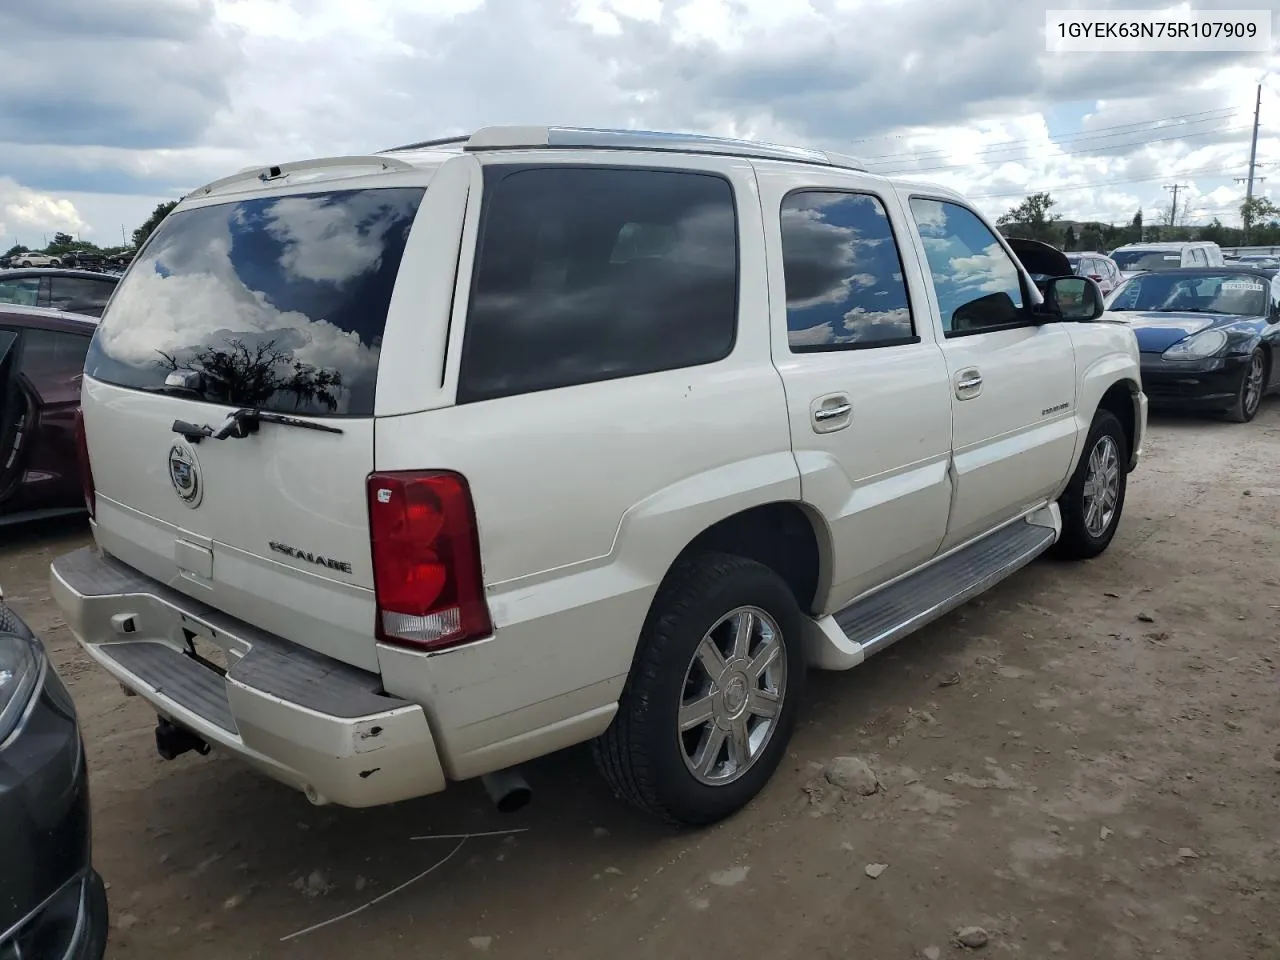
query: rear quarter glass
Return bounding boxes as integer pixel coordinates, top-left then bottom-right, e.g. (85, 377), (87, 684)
(84, 187), (425, 417)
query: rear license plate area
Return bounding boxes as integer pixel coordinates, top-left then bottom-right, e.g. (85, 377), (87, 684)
(182, 627), (230, 676)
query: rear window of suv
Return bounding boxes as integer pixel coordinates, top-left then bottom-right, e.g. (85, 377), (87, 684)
(84, 187), (424, 417)
(457, 166), (739, 404)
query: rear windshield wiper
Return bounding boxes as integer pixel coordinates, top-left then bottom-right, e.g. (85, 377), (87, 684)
(172, 408), (343, 443)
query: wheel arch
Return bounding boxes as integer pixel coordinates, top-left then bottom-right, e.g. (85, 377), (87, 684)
(1097, 378), (1140, 470)
(666, 501), (835, 617)
(1073, 349), (1141, 478)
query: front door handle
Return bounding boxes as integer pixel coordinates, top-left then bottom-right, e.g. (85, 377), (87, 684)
(955, 369), (984, 399)
(814, 403), (852, 422)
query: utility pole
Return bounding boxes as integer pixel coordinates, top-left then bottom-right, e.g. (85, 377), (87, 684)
(1234, 84), (1265, 242)
(1163, 183), (1189, 228)
(1245, 83), (1262, 204)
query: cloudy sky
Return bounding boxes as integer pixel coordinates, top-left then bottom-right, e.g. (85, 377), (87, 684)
(1, 0), (1277, 251)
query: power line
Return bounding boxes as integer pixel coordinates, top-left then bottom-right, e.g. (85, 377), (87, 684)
(845, 105), (1246, 150)
(861, 108), (1242, 164)
(878, 123), (1251, 175)
(964, 165), (1241, 200)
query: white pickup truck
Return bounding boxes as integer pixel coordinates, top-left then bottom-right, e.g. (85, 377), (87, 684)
(51, 126), (1146, 826)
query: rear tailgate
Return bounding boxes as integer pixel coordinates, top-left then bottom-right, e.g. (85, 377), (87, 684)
(80, 181), (427, 672)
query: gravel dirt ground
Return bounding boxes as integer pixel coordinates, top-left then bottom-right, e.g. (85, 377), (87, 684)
(3, 407), (1279, 960)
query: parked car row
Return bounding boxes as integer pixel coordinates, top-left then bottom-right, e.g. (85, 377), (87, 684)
(1, 250), (133, 271)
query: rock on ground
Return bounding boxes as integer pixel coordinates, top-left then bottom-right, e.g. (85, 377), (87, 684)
(824, 757), (880, 795)
(955, 926), (989, 948)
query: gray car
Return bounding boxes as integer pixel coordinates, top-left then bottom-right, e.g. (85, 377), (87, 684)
(0, 269), (118, 319)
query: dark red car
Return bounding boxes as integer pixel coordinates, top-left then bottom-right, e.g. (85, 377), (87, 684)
(1, 305), (96, 526)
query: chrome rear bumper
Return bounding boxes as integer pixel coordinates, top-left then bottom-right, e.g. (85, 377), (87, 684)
(51, 547), (445, 807)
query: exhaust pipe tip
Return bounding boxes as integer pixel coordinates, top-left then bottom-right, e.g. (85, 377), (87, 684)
(481, 768), (532, 813)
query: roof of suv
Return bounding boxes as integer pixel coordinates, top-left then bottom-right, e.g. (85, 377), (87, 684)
(378, 125), (871, 170)
(1111, 241), (1215, 251)
(185, 125), (974, 206)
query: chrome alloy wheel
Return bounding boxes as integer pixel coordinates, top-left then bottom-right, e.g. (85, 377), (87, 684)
(1082, 434), (1120, 538)
(678, 605), (787, 786)
(1243, 351), (1265, 418)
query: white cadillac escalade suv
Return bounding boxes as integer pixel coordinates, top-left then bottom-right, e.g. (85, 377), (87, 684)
(51, 126), (1146, 826)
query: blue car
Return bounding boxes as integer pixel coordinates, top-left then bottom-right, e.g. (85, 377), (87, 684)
(1104, 266), (1280, 423)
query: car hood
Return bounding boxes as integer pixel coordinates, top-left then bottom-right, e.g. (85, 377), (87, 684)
(1111, 310), (1264, 353)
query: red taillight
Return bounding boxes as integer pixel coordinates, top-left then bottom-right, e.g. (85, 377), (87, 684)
(73, 408), (95, 518)
(367, 471), (491, 652)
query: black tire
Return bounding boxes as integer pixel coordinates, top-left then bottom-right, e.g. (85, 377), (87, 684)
(1225, 348), (1266, 424)
(1054, 409), (1128, 560)
(592, 552), (806, 826)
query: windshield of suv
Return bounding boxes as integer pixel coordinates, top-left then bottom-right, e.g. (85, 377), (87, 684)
(84, 187), (424, 417)
(1107, 271), (1268, 316)
(1111, 250), (1183, 271)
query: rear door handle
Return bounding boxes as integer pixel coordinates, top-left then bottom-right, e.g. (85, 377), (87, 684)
(955, 369), (983, 399)
(811, 395), (852, 433)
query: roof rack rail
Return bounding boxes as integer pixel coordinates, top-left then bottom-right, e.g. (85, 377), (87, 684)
(194, 155), (416, 198)
(379, 126), (867, 171)
(377, 134), (471, 154)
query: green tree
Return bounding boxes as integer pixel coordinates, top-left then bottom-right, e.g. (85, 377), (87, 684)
(1098, 223), (1124, 252)
(1130, 209), (1143, 243)
(1241, 196), (1280, 242)
(1198, 218), (1228, 244)
(996, 192), (1061, 242)
(4, 244), (29, 258)
(1062, 224), (1077, 251)
(131, 199), (180, 250)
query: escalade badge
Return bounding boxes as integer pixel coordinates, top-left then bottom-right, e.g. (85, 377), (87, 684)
(168, 441), (203, 508)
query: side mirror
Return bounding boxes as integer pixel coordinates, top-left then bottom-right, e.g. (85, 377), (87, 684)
(1042, 275), (1104, 321)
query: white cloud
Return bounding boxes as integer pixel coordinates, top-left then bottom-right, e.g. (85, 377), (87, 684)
(1, 0), (1278, 245)
(0, 177), (87, 244)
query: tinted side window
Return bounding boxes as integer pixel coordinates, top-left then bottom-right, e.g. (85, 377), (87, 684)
(909, 198), (1025, 335)
(0, 277), (40, 307)
(458, 166), (738, 404)
(19, 328), (92, 389)
(780, 191), (916, 351)
(48, 276), (115, 317)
